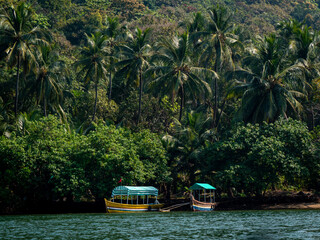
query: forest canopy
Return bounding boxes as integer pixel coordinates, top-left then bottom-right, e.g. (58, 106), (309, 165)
(1, 0), (320, 213)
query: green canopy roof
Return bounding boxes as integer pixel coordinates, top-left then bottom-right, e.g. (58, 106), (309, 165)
(190, 183), (216, 190)
(112, 186), (159, 197)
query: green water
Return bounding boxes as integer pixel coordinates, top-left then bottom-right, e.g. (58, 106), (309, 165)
(1, 210), (320, 239)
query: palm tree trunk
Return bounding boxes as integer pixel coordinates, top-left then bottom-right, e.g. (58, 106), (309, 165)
(216, 97), (226, 131)
(43, 97), (47, 117)
(92, 80), (98, 121)
(213, 43), (221, 129)
(108, 71), (112, 100)
(212, 77), (218, 128)
(137, 68), (143, 124)
(311, 106), (315, 130)
(179, 86), (184, 122)
(15, 54), (20, 117)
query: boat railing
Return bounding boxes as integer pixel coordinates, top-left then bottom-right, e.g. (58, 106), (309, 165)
(190, 194), (216, 206)
(111, 197), (159, 205)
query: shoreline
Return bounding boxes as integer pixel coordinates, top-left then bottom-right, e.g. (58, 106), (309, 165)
(215, 191), (320, 211)
(262, 202), (320, 210)
(1, 203), (320, 215)
(215, 201), (320, 211)
(1, 192), (320, 214)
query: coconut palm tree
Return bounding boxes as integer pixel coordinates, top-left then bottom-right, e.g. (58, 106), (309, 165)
(281, 23), (320, 129)
(116, 28), (152, 124)
(193, 5), (241, 127)
(0, 2), (49, 117)
(180, 12), (205, 36)
(104, 16), (122, 100)
(196, 5), (238, 72)
(276, 18), (303, 50)
(104, 16), (133, 100)
(75, 31), (109, 121)
(148, 32), (215, 122)
(162, 111), (215, 195)
(28, 45), (65, 116)
(233, 34), (305, 123)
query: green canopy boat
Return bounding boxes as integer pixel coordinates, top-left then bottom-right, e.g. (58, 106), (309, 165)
(105, 186), (163, 213)
(190, 183), (216, 211)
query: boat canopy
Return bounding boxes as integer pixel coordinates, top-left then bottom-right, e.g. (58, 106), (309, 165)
(190, 183), (216, 190)
(112, 186), (159, 197)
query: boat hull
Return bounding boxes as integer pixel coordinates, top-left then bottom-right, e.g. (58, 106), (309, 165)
(191, 196), (215, 212)
(104, 199), (164, 213)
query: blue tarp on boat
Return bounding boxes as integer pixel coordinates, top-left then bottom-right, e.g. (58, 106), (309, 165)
(112, 186), (159, 197)
(190, 183), (216, 190)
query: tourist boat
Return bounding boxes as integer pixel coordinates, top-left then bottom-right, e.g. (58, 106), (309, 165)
(104, 186), (164, 213)
(190, 183), (216, 211)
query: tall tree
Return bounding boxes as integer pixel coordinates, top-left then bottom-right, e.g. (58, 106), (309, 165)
(104, 16), (119, 100)
(233, 34), (305, 123)
(180, 12), (205, 36)
(103, 16), (132, 100)
(0, 2), (49, 117)
(194, 5), (240, 128)
(75, 31), (109, 121)
(280, 23), (320, 128)
(149, 32), (214, 122)
(116, 28), (152, 124)
(28, 45), (65, 116)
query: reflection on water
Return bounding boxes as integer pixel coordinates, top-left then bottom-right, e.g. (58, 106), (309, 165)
(1, 210), (320, 239)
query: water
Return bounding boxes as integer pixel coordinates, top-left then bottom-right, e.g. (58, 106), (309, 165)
(1, 210), (320, 239)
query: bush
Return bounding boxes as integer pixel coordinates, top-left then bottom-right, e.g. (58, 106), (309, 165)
(201, 119), (319, 197)
(0, 116), (169, 212)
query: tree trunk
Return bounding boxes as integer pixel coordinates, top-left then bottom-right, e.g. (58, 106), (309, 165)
(43, 97), (47, 117)
(213, 42), (221, 129)
(137, 68), (143, 124)
(216, 98), (226, 131)
(92, 80), (98, 121)
(227, 187), (234, 198)
(212, 77), (218, 128)
(108, 70), (112, 100)
(311, 106), (315, 130)
(15, 54), (20, 117)
(166, 182), (172, 202)
(179, 86), (184, 122)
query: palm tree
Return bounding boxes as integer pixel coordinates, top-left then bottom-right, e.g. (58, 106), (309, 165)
(116, 28), (152, 124)
(281, 23), (320, 129)
(103, 16), (133, 100)
(148, 32), (214, 122)
(233, 34), (305, 123)
(197, 5), (238, 72)
(75, 31), (109, 121)
(28, 45), (65, 116)
(104, 16), (121, 100)
(162, 111), (215, 196)
(0, 2), (49, 117)
(276, 18), (303, 50)
(180, 12), (205, 36)
(276, 20), (320, 79)
(193, 5), (241, 127)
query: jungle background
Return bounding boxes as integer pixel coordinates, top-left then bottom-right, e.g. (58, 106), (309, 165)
(1, 0), (320, 213)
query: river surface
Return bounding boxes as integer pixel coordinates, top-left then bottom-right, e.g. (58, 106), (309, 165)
(1, 210), (320, 239)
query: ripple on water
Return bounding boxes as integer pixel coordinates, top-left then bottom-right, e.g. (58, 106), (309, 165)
(1, 210), (320, 239)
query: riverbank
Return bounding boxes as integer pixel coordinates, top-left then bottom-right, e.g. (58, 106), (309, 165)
(1, 191), (319, 214)
(215, 191), (320, 211)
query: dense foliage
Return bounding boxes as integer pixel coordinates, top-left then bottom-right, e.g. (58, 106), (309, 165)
(0, 116), (169, 211)
(201, 119), (319, 197)
(1, 0), (320, 212)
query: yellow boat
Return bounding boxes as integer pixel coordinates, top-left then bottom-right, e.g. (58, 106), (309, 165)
(105, 186), (164, 213)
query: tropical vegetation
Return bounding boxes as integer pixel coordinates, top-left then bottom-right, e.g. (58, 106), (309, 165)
(1, 0), (320, 213)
